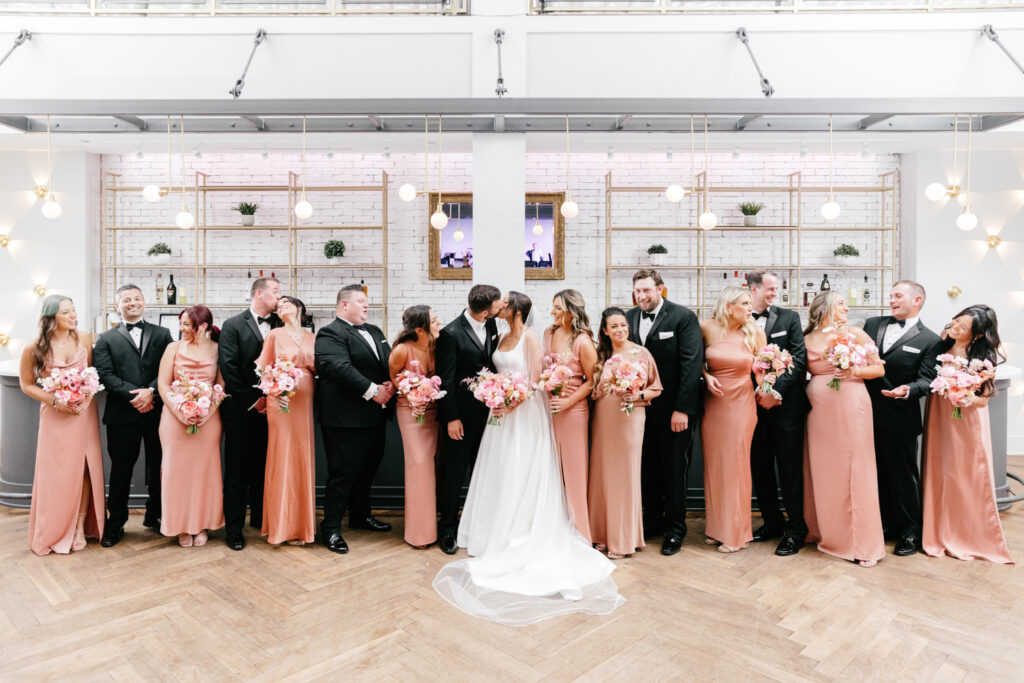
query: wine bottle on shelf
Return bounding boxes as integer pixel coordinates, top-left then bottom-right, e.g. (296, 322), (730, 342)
(741, 272), (749, 289)
(166, 274), (177, 305)
(820, 273), (831, 291)
(781, 278), (790, 305)
(802, 281), (815, 307)
(245, 270), (253, 302)
(156, 274), (163, 304)
(178, 282), (188, 306)
(862, 275), (871, 304)
(360, 279), (368, 297)
(848, 283), (859, 307)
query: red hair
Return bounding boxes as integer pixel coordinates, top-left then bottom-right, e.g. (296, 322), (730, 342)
(179, 306), (220, 344)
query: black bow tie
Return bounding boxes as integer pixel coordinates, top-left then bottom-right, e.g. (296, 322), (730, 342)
(752, 310), (768, 320)
(641, 311), (657, 322)
(353, 323), (368, 332)
(889, 317), (907, 328)
(257, 316), (270, 326)
(125, 321), (143, 331)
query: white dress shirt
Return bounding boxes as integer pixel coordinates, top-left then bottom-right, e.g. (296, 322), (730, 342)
(638, 300), (664, 345)
(753, 307), (769, 330)
(464, 310), (488, 346)
(124, 321), (143, 348)
(250, 308), (270, 340)
(882, 315), (918, 354)
(338, 317), (381, 402)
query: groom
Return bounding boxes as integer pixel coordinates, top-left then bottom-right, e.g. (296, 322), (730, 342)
(436, 284), (503, 554)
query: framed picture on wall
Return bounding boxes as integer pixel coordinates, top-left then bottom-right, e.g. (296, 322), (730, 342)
(427, 192), (566, 280)
(158, 313), (181, 341)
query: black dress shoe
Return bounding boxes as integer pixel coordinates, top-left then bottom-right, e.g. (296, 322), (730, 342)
(323, 531), (349, 554)
(226, 533), (245, 551)
(440, 531), (457, 555)
(142, 516), (161, 531)
(894, 535), (919, 556)
(751, 525), (783, 542)
(350, 516), (392, 532)
(100, 526), (124, 548)
(661, 535), (683, 556)
(775, 536), (803, 556)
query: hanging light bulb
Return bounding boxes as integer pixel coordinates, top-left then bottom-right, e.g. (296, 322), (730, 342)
(41, 115), (62, 220)
(821, 114), (841, 221)
(665, 184), (686, 203)
(956, 115), (977, 232)
(401, 115), (430, 202)
(431, 204), (449, 230)
(430, 115), (448, 230)
(531, 202), (543, 235)
(293, 116), (314, 219)
(698, 115), (716, 230)
(561, 115), (578, 220)
(956, 210), (977, 232)
(926, 115), (963, 203)
(453, 201), (464, 241)
(176, 115), (194, 229)
(698, 210), (717, 230)
(924, 182), (948, 202)
(144, 117), (173, 203)
(398, 184), (416, 202)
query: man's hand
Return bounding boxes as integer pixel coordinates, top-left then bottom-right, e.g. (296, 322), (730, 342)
(755, 393), (781, 409)
(670, 411), (689, 433)
(253, 396), (268, 414)
(129, 387), (155, 412)
(372, 382), (395, 405)
(881, 384), (910, 399)
(447, 419), (464, 440)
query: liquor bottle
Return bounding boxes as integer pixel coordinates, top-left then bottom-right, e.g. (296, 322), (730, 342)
(848, 283), (859, 307)
(178, 282), (188, 305)
(802, 281), (815, 307)
(820, 273), (831, 291)
(733, 270), (740, 285)
(271, 271), (276, 279)
(360, 279), (368, 297)
(862, 275), (871, 304)
(245, 270), (253, 302)
(156, 273), (163, 304)
(741, 272), (749, 289)
(781, 278), (790, 305)
(166, 274), (177, 305)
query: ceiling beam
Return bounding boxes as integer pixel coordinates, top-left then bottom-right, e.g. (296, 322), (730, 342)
(858, 114), (894, 129)
(979, 114), (1024, 131)
(112, 115), (147, 131)
(734, 114), (761, 130)
(367, 115), (383, 130)
(614, 114), (632, 130)
(0, 116), (31, 132)
(240, 115), (266, 130)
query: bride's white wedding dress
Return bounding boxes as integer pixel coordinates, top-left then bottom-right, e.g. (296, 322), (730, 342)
(432, 329), (624, 626)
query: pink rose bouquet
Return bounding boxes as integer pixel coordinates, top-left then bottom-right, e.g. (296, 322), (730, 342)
(535, 353), (575, 397)
(602, 349), (649, 414)
(824, 331), (878, 391)
(168, 369), (228, 434)
(465, 369), (534, 426)
(752, 344), (794, 399)
(929, 354), (995, 419)
(396, 359), (447, 423)
(37, 366), (104, 407)
(255, 354), (304, 413)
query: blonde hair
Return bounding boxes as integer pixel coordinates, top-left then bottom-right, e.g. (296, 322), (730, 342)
(549, 289), (592, 348)
(804, 291), (845, 335)
(712, 286), (758, 353)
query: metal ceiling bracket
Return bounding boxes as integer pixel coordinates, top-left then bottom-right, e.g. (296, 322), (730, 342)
(0, 29), (31, 70)
(228, 29), (268, 99)
(736, 27), (774, 98)
(981, 25), (1024, 78)
(494, 29), (508, 98)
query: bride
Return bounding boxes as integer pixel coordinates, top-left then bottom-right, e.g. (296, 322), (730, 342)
(433, 291), (624, 626)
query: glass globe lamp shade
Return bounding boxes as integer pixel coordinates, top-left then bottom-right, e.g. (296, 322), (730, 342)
(452, 229), (464, 242)
(175, 210), (195, 230)
(956, 210), (978, 232)
(821, 197), (841, 221)
(560, 200), (579, 219)
(142, 184), (163, 203)
(924, 182), (947, 202)
(430, 209), (449, 230)
(665, 184), (687, 203)
(398, 184), (417, 202)
(41, 197), (62, 219)
(294, 197), (313, 220)
(698, 210), (717, 230)
(532, 220), (544, 236)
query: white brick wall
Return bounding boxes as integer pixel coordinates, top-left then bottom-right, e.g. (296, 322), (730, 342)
(101, 150), (899, 335)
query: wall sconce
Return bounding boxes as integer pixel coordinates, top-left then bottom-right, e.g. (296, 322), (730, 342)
(947, 285), (962, 299)
(33, 284), (47, 297)
(987, 234), (1002, 248)
(34, 185), (48, 199)
(0, 333), (8, 346)
(0, 234), (9, 248)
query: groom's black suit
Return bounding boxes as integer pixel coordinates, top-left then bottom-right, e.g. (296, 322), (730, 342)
(436, 311), (499, 536)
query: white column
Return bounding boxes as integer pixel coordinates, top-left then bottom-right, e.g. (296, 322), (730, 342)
(471, 133), (526, 294)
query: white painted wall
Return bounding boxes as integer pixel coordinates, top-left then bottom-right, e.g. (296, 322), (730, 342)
(472, 134), (527, 293)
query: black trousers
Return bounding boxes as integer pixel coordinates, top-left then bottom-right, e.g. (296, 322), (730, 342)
(438, 417), (487, 535)
(105, 416), (162, 529)
(874, 427), (922, 539)
(222, 411), (269, 535)
(750, 407), (808, 539)
(641, 420), (694, 538)
(321, 423), (387, 533)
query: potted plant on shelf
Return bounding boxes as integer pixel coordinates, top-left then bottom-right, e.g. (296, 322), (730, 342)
(739, 201), (765, 227)
(232, 202), (259, 226)
(833, 243), (862, 266)
(324, 239), (346, 262)
(647, 244), (668, 267)
(147, 242), (172, 265)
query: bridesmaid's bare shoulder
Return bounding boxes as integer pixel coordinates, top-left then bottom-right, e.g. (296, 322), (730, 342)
(845, 326), (874, 346)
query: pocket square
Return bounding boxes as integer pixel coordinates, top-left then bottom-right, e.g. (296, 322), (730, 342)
(659, 331), (674, 340)
(771, 331), (787, 338)
(902, 345), (921, 353)
(491, 334), (497, 340)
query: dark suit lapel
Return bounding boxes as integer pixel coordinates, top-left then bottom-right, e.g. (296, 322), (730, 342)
(139, 322), (153, 357)
(115, 323), (140, 354)
(873, 317), (887, 351)
(883, 321), (923, 357)
(457, 313), (485, 352)
(764, 306), (779, 337)
(244, 311), (264, 343)
(628, 308), (641, 345)
(645, 301), (671, 346)
(371, 327), (387, 371)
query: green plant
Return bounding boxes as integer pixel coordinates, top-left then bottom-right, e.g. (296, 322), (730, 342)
(231, 202), (259, 216)
(647, 244), (668, 255)
(323, 239), (346, 259)
(833, 243), (861, 257)
(146, 242), (171, 256)
(738, 202), (765, 216)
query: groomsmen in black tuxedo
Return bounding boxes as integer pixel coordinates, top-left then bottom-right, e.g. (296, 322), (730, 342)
(315, 284), (396, 554)
(93, 284), (172, 547)
(218, 276), (281, 550)
(745, 270), (811, 556)
(863, 280), (942, 556)
(435, 284), (503, 555)
(626, 269), (704, 556)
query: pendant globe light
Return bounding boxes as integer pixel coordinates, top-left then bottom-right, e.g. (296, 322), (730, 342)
(925, 114), (963, 203)
(560, 115), (579, 219)
(532, 202), (544, 235)
(698, 116), (717, 230)
(453, 201), (464, 242)
(820, 115), (841, 221)
(174, 116), (194, 229)
(430, 115), (449, 230)
(143, 117), (172, 203)
(40, 115), (62, 219)
(666, 116), (694, 203)
(399, 115), (428, 202)
(956, 115), (978, 231)
(294, 116), (314, 219)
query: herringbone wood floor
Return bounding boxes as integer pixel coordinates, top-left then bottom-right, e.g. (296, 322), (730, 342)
(1, 472), (1022, 682)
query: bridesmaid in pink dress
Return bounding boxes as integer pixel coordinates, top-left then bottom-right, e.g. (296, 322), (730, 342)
(922, 305), (1012, 563)
(589, 307), (663, 559)
(543, 289), (598, 542)
(389, 305), (443, 548)
(19, 295), (105, 555)
(700, 286), (766, 553)
(158, 306), (226, 547)
(258, 296), (317, 546)
(802, 292), (886, 567)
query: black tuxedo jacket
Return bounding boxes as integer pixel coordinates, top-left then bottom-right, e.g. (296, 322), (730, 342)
(436, 312), (499, 427)
(314, 317), (394, 429)
(93, 321), (173, 426)
(218, 310), (282, 422)
(626, 299), (704, 422)
(862, 316), (942, 436)
(758, 306), (811, 416)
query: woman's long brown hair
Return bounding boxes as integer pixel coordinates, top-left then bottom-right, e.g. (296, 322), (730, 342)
(32, 295), (78, 378)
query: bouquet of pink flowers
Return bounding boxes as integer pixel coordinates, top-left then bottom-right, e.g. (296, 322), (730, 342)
(465, 369), (534, 426)
(37, 366), (104, 407)
(255, 354), (304, 414)
(168, 369), (228, 434)
(396, 359), (447, 423)
(752, 344), (794, 399)
(535, 353), (575, 397)
(824, 331), (878, 391)
(602, 349), (649, 414)
(929, 354), (995, 419)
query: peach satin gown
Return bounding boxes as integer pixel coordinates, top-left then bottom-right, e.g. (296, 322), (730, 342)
(701, 329), (756, 549)
(394, 344), (440, 547)
(28, 346), (106, 556)
(259, 328), (317, 545)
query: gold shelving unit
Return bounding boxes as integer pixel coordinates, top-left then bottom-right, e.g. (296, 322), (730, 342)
(604, 170), (899, 319)
(100, 169), (390, 334)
